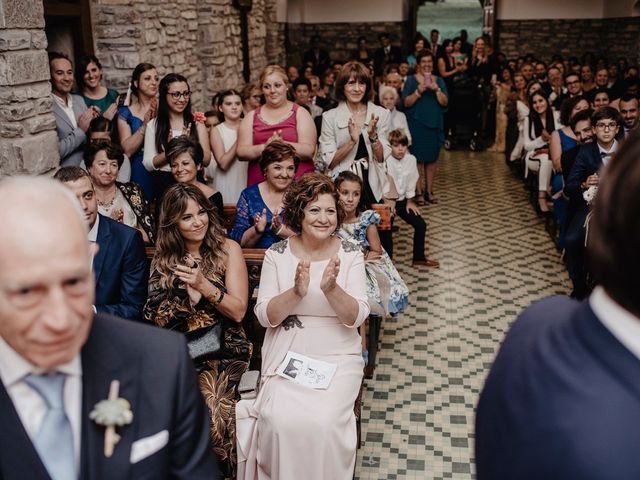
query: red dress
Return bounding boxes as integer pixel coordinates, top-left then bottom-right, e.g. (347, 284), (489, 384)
(247, 103), (314, 185)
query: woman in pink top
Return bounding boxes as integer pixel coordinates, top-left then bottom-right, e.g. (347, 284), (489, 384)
(237, 65), (317, 185)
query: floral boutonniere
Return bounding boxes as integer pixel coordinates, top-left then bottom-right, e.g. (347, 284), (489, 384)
(89, 380), (133, 457)
(193, 111), (206, 123)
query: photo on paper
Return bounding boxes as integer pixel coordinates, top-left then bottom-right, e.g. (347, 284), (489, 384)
(276, 351), (337, 389)
(282, 357), (303, 379)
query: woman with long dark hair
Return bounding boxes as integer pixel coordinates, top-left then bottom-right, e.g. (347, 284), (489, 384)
(75, 54), (119, 120)
(144, 183), (251, 478)
(117, 63), (158, 200)
(523, 90), (562, 213)
(143, 73), (211, 202)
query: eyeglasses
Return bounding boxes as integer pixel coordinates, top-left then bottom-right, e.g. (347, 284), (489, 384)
(595, 122), (617, 130)
(168, 91), (191, 100)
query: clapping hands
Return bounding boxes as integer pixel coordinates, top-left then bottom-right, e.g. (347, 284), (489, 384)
(174, 253), (206, 305)
(320, 255), (340, 293)
(294, 260), (310, 298)
(254, 208), (268, 233)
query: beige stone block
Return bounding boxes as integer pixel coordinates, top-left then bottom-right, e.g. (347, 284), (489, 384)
(99, 0), (132, 5)
(23, 113), (56, 134)
(34, 97), (53, 115)
(0, 101), (35, 121)
(0, 0), (44, 28)
(0, 122), (25, 138)
(111, 52), (140, 69)
(0, 50), (49, 86)
(0, 131), (59, 174)
(0, 30), (31, 51)
(30, 30), (47, 50)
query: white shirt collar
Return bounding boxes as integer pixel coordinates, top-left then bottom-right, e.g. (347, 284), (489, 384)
(88, 214), (100, 242)
(0, 335), (82, 388)
(598, 139), (618, 156)
(590, 286), (640, 361)
(52, 92), (72, 108)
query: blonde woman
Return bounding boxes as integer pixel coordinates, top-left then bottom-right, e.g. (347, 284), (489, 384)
(237, 65), (317, 185)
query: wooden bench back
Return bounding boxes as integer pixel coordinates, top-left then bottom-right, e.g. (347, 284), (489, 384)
(371, 203), (392, 231)
(222, 204), (237, 232)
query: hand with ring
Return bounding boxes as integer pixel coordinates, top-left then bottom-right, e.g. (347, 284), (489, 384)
(174, 254), (205, 304)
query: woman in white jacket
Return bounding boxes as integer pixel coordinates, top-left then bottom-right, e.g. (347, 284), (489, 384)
(318, 61), (391, 205)
(523, 90), (562, 213)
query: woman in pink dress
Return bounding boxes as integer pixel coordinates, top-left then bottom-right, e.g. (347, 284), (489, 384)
(236, 174), (369, 480)
(237, 65), (317, 186)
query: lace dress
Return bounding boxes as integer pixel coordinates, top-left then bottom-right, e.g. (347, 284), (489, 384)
(336, 210), (409, 315)
(143, 265), (252, 479)
(228, 184), (283, 248)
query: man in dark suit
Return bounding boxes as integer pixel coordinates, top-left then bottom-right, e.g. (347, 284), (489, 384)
(618, 94), (639, 139)
(0, 176), (220, 479)
(54, 167), (148, 321)
(373, 33), (402, 78)
(427, 29), (442, 59)
(564, 106), (621, 299)
(476, 129), (640, 480)
(302, 35), (331, 78)
(49, 52), (99, 166)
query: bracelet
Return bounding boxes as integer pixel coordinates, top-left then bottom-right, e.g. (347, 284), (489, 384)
(213, 288), (224, 305)
(414, 90), (422, 98)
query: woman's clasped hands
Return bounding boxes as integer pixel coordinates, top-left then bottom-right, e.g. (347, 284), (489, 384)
(174, 253), (208, 305)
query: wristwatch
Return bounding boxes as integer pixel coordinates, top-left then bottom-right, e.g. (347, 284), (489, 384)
(369, 134), (379, 143)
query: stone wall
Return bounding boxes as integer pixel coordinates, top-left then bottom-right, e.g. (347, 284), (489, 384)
(497, 17), (640, 64)
(286, 21), (410, 70)
(91, 0), (285, 111)
(0, 0), (59, 176)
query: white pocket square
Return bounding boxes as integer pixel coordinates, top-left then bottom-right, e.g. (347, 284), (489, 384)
(130, 430), (169, 464)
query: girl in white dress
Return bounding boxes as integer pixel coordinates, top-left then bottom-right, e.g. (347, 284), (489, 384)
(208, 89), (247, 204)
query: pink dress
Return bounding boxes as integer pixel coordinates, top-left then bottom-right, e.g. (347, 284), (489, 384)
(247, 103), (315, 185)
(236, 237), (369, 480)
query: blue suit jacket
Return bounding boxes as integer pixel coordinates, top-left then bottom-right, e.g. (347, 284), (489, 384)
(476, 296), (640, 480)
(52, 93), (88, 167)
(565, 142), (605, 209)
(94, 214), (148, 321)
(0, 313), (220, 479)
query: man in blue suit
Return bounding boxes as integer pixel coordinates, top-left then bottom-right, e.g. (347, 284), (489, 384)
(563, 106), (622, 299)
(476, 129), (640, 480)
(54, 167), (147, 321)
(49, 52), (99, 167)
(0, 176), (220, 479)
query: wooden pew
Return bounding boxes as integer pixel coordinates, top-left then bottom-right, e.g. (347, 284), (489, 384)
(362, 204), (392, 380)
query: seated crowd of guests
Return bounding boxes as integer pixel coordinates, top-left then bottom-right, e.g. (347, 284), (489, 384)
(46, 38), (638, 478)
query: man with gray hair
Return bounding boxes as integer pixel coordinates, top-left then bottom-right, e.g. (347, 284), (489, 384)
(0, 176), (219, 479)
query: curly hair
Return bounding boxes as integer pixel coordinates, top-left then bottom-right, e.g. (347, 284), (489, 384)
(259, 140), (300, 175)
(166, 136), (204, 167)
(83, 139), (124, 169)
(153, 183), (227, 289)
(283, 173), (345, 233)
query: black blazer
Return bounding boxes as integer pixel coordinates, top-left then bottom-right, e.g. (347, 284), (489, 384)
(94, 214), (148, 321)
(0, 314), (220, 479)
(476, 296), (640, 480)
(373, 46), (403, 76)
(565, 142), (605, 205)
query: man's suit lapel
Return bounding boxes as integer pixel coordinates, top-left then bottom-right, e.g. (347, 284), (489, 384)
(93, 215), (111, 287)
(0, 383), (51, 479)
(79, 316), (141, 480)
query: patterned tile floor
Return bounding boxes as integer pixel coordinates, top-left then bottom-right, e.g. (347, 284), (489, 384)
(355, 150), (571, 479)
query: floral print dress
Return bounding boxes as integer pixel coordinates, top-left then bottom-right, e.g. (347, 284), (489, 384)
(143, 267), (252, 479)
(336, 210), (409, 315)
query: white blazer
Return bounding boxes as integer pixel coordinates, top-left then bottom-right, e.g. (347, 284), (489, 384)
(318, 102), (391, 201)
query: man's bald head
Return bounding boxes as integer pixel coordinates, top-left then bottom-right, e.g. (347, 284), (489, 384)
(0, 176), (95, 369)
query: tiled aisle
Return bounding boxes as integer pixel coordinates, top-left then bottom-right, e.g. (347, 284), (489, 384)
(355, 151), (571, 479)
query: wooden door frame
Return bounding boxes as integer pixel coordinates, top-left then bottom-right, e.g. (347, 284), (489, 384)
(43, 0), (94, 57)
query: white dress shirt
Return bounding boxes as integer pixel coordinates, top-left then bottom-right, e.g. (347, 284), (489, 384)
(52, 93), (78, 128)
(386, 152), (419, 201)
(590, 286), (640, 361)
(0, 336), (83, 469)
(142, 118), (183, 172)
(88, 213), (100, 243)
(598, 139), (618, 166)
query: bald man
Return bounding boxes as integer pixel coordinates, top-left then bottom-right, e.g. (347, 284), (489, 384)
(0, 177), (219, 479)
